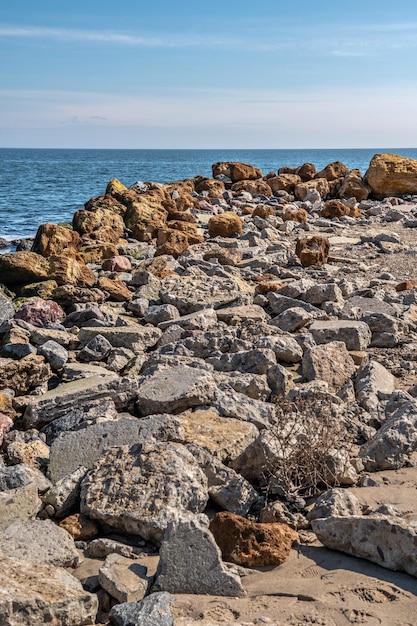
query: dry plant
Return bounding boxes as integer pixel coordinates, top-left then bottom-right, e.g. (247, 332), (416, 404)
(265, 394), (353, 499)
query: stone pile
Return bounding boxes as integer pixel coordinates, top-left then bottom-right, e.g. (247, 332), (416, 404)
(2, 152), (417, 624)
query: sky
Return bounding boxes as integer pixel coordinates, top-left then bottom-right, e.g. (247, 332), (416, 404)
(1, 0), (417, 149)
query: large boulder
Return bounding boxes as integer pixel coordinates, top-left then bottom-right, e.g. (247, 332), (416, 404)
(315, 161), (349, 181)
(109, 593), (175, 626)
(0, 355), (51, 396)
(366, 153), (417, 199)
(32, 223), (82, 257)
(48, 254), (96, 288)
(212, 161), (262, 182)
(73, 207), (125, 243)
(338, 169), (370, 201)
(266, 174), (301, 194)
(302, 341), (356, 393)
(124, 199), (167, 241)
(81, 441), (208, 544)
(0, 519), (79, 568)
(0, 251), (49, 286)
(0, 556), (98, 626)
(312, 514), (417, 578)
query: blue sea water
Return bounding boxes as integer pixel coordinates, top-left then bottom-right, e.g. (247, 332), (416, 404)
(1, 147), (417, 241)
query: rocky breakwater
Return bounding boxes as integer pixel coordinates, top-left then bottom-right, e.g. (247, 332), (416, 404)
(2, 152), (417, 624)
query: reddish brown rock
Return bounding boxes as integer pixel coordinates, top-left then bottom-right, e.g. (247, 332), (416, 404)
(209, 511), (298, 567)
(155, 229), (190, 258)
(395, 280), (417, 292)
(84, 193), (127, 215)
(366, 153), (417, 199)
(0, 355), (51, 396)
(78, 243), (119, 264)
(59, 514), (99, 541)
(102, 255), (132, 272)
(338, 169), (370, 202)
(73, 208), (125, 243)
(51, 285), (106, 306)
(254, 281), (284, 295)
(320, 199), (351, 218)
(252, 205), (276, 219)
(0, 252), (49, 287)
(294, 178), (330, 201)
(195, 178), (225, 197)
(316, 161), (349, 181)
(231, 179), (272, 196)
(296, 235), (330, 267)
(267, 174), (301, 194)
(49, 255), (96, 288)
(212, 162), (262, 183)
(296, 162), (317, 181)
(281, 207), (308, 223)
(105, 178), (128, 200)
(32, 223), (82, 258)
(15, 298), (66, 327)
(97, 276), (133, 302)
(124, 198), (168, 242)
(208, 212), (243, 238)
(19, 280), (58, 300)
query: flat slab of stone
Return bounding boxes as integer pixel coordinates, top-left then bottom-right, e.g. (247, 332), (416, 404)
(81, 441), (208, 544)
(312, 514), (417, 577)
(342, 296), (398, 318)
(78, 325), (162, 352)
(302, 341), (356, 393)
(160, 274), (246, 314)
(98, 553), (150, 603)
(215, 304), (268, 324)
(309, 320), (372, 351)
(177, 408), (258, 463)
(23, 375), (138, 429)
(0, 519), (79, 567)
(0, 556), (98, 626)
(48, 414), (184, 483)
(136, 365), (216, 416)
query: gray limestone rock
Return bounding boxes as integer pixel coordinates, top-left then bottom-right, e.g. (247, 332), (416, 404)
(272, 306), (312, 332)
(213, 371), (271, 401)
(23, 375), (138, 429)
(0, 465), (42, 531)
(36, 339), (69, 370)
(43, 466), (88, 517)
(207, 348), (277, 375)
(78, 325), (162, 352)
(257, 335), (303, 363)
(215, 304), (269, 324)
(81, 441), (208, 544)
(355, 360), (396, 417)
(87, 537), (144, 560)
(187, 443), (259, 516)
(98, 553), (150, 603)
(309, 320), (372, 351)
(158, 308), (218, 331)
(302, 341), (356, 393)
(0, 292), (15, 324)
(359, 398), (417, 471)
(212, 385), (275, 429)
(109, 592), (175, 626)
(312, 514), (417, 577)
(48, 414), (185, 483)
(144, 304), (180, 325)
(300, 282), (345, 306)
(267, 363), (293, 398)
(0, 519), (80, 567)
(160, 272), (246, 314)
(152, 513), (245, 596)
(362, 311), (406, 348)
(0, 556), (98, 626)
(267, 293), (327, 319)
(41, 397), (118, 444)
(308, 488), (361, 521)
(136, 365), (217, 416)
(78, 333), (112, 362)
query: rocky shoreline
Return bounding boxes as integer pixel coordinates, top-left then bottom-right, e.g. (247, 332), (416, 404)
(1, 152), (417, 624)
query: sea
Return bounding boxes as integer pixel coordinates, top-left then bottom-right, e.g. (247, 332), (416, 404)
(1, 147), (417, 245)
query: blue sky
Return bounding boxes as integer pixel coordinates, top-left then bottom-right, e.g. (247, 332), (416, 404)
(1, 0), (417, 148)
